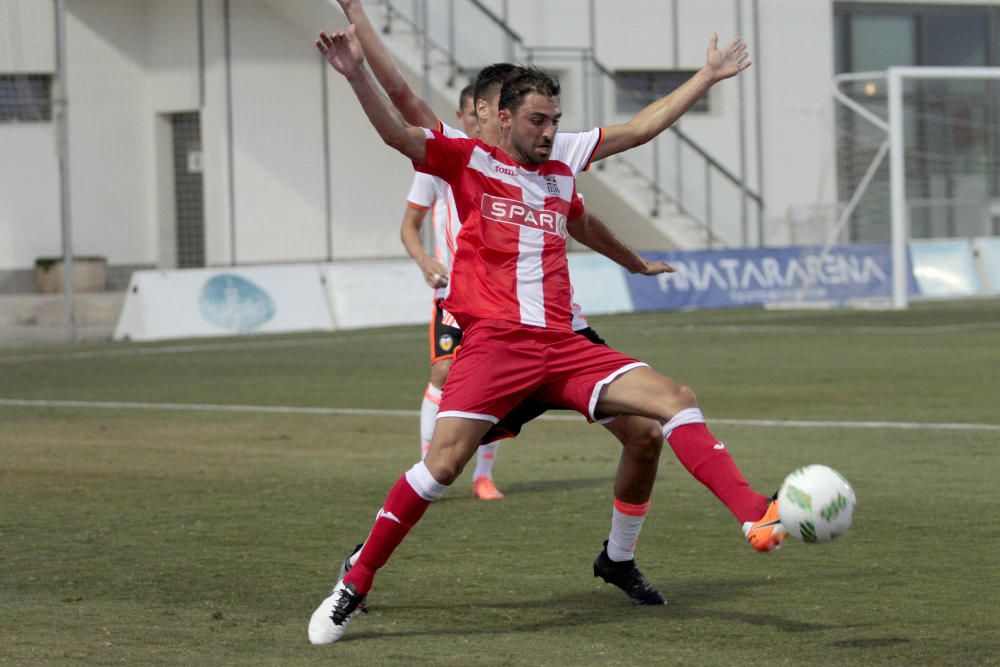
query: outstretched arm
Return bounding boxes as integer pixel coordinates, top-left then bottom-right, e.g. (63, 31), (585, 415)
(400, 204), (449, 288)
(316, 26), (426, 163)
(567, 212), (675, 275)
(593, 33), (750, 162)
(336, 0), (438, 128)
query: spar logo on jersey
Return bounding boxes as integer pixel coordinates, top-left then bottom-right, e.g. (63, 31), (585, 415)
(481, 194), (567, 238)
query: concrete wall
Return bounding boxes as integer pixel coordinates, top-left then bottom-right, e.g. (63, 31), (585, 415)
(0, 0), (60, 271)
(65, 1), (153, 265)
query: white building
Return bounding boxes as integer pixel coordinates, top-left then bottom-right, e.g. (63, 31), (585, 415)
(2, 0), (998, 292)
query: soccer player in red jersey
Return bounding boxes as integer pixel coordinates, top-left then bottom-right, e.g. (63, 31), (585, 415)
(402, 80), (675, 507)
(333, 2), (777, 558)
(333, 1), (705, 606)
(308, 26), (785, 645)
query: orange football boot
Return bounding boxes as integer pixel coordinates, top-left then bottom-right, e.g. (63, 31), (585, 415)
(743, 496), (788, 553)
(471, 476), (504, 501)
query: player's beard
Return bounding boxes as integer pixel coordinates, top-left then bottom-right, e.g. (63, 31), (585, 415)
(511, 132), (551, 165)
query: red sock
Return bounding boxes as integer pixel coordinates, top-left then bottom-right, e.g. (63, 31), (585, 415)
(667, 423), (768, 523)
(344, 474), (431, 594)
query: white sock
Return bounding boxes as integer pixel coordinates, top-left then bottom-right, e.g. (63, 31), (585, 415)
(607, 498), (650, 562)
(472, 441), (500, 480)
(420, 383), (442, 459)
(661, 407), (705, 439)
(405, 460), (450, 500)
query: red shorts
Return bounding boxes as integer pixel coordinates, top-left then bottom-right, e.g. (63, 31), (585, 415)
(438, 319), (647, 424)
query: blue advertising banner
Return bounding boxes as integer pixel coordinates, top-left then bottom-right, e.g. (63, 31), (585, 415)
(625, 244), (912, 311)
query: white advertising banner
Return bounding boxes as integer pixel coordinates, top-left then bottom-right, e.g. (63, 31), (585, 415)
(322, 260), (432, 330)
(566, 252), (635, 316)
(113, 265), (334, 341)
(909, 239), (983, 298)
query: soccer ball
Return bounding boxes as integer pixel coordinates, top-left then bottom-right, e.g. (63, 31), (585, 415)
(777, 465), (856, 543)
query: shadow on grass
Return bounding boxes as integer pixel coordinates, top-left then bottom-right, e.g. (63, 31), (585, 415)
(433, 476), (611, 504)
(338, 576), (874, 642)
(830, 637), (911, 648)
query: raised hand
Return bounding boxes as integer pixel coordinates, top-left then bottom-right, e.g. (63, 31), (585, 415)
(705, 33), (751, 81)
(315, 25), (364, 77)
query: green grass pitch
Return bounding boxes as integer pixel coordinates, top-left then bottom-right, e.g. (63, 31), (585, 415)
(2, 300), (999, 665)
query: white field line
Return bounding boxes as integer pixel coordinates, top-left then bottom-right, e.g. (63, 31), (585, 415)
(2, 319), (999, 365)
(2, 399), (998, 432)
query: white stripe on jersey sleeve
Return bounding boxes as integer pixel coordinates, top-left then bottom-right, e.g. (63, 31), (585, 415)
(439, 121), (468, 139)
(551, 129), (603, 174)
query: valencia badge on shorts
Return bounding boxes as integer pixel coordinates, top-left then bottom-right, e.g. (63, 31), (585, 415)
(438, 334), (454, 353)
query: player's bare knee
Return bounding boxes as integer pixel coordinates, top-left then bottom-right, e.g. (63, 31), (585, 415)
(424, 436), (474, 485)
(624, 422), (664, 462)
(424, 454), (466, 485)
(669, 384), (698, 412)
(639, 421), (666, 453)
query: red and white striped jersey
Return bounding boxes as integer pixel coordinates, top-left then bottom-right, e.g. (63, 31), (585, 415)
(425, 122), (602, 330)
(415, 129), (588, 332)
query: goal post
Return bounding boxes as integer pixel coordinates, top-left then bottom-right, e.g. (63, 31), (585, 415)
(832, 66), (1000, 310)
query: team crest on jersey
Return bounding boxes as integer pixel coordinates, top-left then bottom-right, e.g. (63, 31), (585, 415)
(545, 175), (561, 195)
(439, 334), (454, 352)
(481, 194), (568, 238)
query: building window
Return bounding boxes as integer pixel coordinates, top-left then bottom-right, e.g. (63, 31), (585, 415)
(0, 74), (52, 122)
(615, 70), (709, 114)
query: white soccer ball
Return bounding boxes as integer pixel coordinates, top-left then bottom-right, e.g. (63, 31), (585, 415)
(777, 465), (856, 543)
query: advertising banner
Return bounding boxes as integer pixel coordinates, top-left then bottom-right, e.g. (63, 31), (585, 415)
(113, 265), (333, 341)
(624, 244), (906, 311)
(322, 260), (431, 330)
(566, 252), (635, 316)
(909, 239), (983, 298)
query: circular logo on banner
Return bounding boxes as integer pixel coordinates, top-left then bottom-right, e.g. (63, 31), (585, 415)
(439, 334), (454, 352)
(199, 274), (276, 333)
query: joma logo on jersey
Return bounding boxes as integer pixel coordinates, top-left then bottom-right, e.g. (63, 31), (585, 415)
(481, 194), (567, 238)
(545, 175), (560, 194)
(495, 164), (517, 176)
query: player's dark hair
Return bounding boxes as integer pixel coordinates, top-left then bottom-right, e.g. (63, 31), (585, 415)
(458, 84), (475, 109)
(498, 66), (560, 114)
(473, 63), (520, 105)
